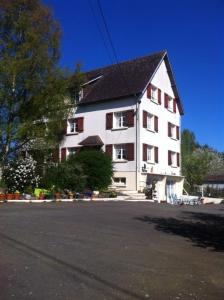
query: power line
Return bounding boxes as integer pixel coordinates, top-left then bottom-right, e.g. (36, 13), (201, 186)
(88, 0), (114, 65)
(96, 0), (120, 65)
(96, 0), (131, 91)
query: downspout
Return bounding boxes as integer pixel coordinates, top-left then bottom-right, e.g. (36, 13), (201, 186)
(135, 93), (142, 191)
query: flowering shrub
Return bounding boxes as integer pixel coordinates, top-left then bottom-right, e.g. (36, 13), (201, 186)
(3, 157), (40, 192)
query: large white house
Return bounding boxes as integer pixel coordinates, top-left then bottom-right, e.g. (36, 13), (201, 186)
(60, 51), (184, 201)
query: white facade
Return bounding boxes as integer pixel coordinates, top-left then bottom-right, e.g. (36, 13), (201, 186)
(60, 57), (184, 201)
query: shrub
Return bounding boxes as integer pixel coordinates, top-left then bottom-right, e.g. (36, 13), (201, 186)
(42, 161), (86, 193)
(69, 150), (113, 191)
(2, 157), (40, 192)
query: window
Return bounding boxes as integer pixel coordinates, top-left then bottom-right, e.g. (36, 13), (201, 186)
(67, 117), (83, 134)
(113, 177), (126, 186)
(143, 111), (158, 132)
(171, 152), (176, 166)
(68, 119), (77, 133)
(114, 144), (127, 160)
(147, 114), (154, 131)
(170, 124), (175, 138)
(114, 112), (127, 128)
(151, 86), (158, 102)
(168, 151), (179, 167)
(143, 144), (158, 163)
(68, 147), (76, 156)
(168, 122), (179, 139)
(147, 146), (154, 162)
(168, 96), (173, 110)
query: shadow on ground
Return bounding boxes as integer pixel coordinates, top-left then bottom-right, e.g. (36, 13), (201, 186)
(135, 211), (224, 252)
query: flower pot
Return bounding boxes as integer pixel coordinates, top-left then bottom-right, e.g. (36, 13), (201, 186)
(0, 194), (5, 201)
(39, 192), (45, 200)
(55, 192), (61, 200)
(6, 193), (14, 200)
(14, 193), (21, 200)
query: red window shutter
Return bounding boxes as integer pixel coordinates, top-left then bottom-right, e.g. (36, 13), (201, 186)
(147, 84), (152, 99)
(143, 144), (147, 161)
(164, 93), (169, 108)
(154, 116), (158, 132)
(77, 117), (84, 132)
(126, 110), (134, 127)
(143, 110), (147, 128)
(105, 144), (113, 157)
(168, 122), (171, 137)
(154, 147), (158, 163)
(177, 153), (180, 167)
(168, 150), (172, 165)
(158, 89), (161, 105)
(106, 113), (113, 129)
(173, 99), (177, 113)
(61, 148), (66, 162)
(176, 126), (180, 140)
(126, 143), (134, 161)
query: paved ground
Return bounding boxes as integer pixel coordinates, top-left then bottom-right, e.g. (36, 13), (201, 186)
(0, 202), (224, 300)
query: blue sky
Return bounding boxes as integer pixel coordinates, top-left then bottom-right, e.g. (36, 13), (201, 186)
(45, 0), (224, 151)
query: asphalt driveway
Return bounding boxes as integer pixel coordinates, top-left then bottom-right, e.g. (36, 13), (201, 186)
(0, 202), (224, 300)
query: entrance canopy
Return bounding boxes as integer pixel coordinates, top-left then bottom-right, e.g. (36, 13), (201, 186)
(78, 135), (104, 147)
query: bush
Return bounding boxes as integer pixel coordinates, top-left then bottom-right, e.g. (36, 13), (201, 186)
(42, 161), (86, 193)
(2, 157), (40, 192)
(69, 150), (113, 191)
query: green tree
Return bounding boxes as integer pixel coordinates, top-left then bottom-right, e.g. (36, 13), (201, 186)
(71, 150), (114, 191)
(182, 149), (212, 192)
(181, 129), (198, 158)
(0, 0), (69, 166)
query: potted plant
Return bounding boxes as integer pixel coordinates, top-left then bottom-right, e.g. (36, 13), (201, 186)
(6, 193), (14, 200)
(0, 193), (5, 201)
(14, 191), (21, 200)
(55, 192), (61, 200)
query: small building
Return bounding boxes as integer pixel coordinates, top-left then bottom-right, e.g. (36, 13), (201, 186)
(60, 51), (184, 202)
(202, 175), (224, 190)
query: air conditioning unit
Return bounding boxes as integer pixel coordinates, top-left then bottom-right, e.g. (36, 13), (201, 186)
(142, 164), (147, 173)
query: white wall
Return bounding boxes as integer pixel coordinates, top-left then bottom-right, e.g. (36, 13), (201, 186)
(61, 97), (137, 172)
(139, 60), (181, 177)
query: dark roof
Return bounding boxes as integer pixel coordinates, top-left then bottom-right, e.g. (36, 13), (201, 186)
(203, 175), (224, 183)
(80, 51), (184, 115)
(78, 135), (104, 146)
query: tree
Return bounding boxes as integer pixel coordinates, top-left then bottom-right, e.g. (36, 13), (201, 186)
(71, 150), (114, 191)
(182, 149), (212, 192)
(181, 129), (198, 158)
(0, 0), (69, 167)
(2, 156), (40, 192)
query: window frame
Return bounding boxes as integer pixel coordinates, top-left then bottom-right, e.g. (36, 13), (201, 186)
(114, 111), (127, 129)
(68, 119), (78, 134)
(147, 145), (155, 164)
(147, 113), (154, 131)
(114, 144), (127, 161)
(167, 96), (173, 111)
(151, 85), (158, 103)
